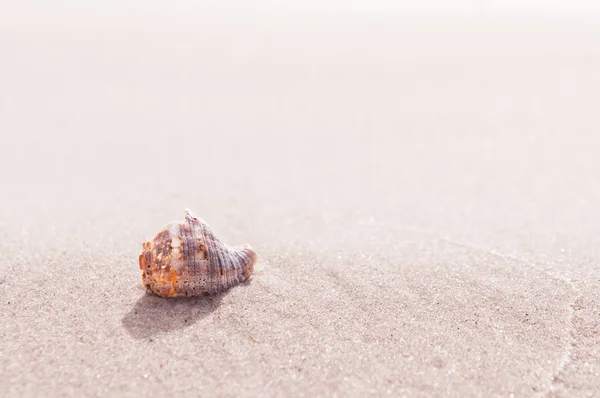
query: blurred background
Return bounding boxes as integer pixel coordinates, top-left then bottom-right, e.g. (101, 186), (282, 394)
(2, 0), (600, 20)
(1, 0), (599, 245)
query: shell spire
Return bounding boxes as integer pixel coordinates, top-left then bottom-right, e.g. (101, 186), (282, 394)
(139, 209), (257, 297)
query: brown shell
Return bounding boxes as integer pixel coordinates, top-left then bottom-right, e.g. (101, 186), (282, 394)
(139, 209), (257, 297)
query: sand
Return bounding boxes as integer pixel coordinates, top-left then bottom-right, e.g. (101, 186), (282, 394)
(1, 15), (599, 397)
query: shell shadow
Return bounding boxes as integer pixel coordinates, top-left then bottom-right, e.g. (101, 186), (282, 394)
(122, 292), (225, 340)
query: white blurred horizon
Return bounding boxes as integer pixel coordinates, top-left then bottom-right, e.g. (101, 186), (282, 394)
(2, 0), (600, 26)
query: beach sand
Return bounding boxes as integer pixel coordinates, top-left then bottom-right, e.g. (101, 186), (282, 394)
(1, 16), (599, 397)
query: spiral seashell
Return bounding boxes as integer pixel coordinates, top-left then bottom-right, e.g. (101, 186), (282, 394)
(139, 209), (257, 297)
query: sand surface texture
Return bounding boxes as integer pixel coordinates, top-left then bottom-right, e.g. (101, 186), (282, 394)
(1, 18), (599, 397)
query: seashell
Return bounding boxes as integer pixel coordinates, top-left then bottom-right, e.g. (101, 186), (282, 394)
(139, 209), (257, 297)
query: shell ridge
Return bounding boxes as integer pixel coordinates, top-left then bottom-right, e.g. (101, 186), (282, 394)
(198, 218), (223, 293)
(228, 249), (240, 286)
(194, 217), (212, 293)
(233, 249), (245, 284)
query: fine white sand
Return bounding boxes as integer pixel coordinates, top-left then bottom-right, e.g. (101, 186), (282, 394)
(1, 15), (599, 397)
